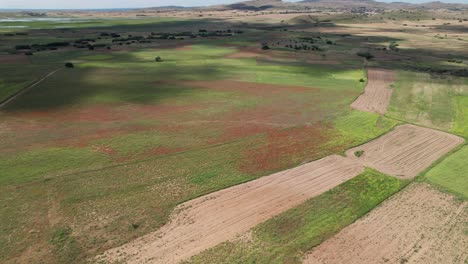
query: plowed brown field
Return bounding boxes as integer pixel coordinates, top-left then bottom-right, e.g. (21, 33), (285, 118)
(346, 124), (464, 178)
(98, 155), (364, 264)
(304, 183), (468, 264)
(351, 68), (396, 115)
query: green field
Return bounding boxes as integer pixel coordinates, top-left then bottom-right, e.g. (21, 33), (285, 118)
(387, 70), (468, 137)
(424, 146), (468, 198)
(0, 19), (402, 263)
(1, 8), (467, 264)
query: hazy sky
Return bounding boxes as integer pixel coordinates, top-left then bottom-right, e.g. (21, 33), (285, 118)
(1, 0), (467, 10)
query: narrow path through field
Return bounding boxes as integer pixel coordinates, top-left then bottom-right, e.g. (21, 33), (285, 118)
(351, 68), (395, 115)
(0, 67), (63, 109)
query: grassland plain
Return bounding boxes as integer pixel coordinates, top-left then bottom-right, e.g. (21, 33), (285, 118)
(1, 8), (467, 264)
(423, 145), (468, 199)
(186, 170), (408, 264)
(387, 69), (468, 137)
(0, 37), (400, 263)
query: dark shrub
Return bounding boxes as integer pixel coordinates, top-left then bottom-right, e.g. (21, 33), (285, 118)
(65, 62), (74, 68)
(261, 44), (270, 50)
(357, 51), (374, 60)
(155, 56), (162, 62)
(15, 45), (31, 50)
(354, 150), (365, 157)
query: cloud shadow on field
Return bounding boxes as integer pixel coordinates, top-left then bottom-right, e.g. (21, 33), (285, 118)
(3, 17), (468, 112)
(2, 58), (229, 111)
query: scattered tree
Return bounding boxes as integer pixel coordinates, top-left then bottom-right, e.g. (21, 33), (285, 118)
(155, 56), (162, 62)
(65, 62), (74, 68)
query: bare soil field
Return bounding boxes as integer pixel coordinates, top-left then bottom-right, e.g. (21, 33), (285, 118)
(98, 155), (364, 264)
(346, 124), (464, 178)
(351, 68), (396, 115)
(304, 183), (468, 264)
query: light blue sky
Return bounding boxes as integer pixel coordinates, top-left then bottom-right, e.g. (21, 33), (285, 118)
(0, 0), (466, 10)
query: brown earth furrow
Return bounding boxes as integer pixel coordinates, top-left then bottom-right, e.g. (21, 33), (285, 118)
(98, 155), (364, 264)
(346, 124), (464, 178)
(304, 183), (468, 264)
(378, 133), (446, 169)
(184, 156), (342, 214)
(351, 68), (396, 115)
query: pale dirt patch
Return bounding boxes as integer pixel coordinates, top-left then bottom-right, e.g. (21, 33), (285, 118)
(304, 183), (468, 264)
(97, 155), (364, 264)
(351, 68), (396, 115)
(346, 124), (464, 179)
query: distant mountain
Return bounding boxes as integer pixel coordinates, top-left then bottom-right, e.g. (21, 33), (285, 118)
(210, 0), (468, 11)
(141, 0), (467, 13)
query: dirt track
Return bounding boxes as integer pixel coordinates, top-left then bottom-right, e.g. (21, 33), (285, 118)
(351, 68), (396, 115)
(98, 155), (364, 264)
(304, 183), (468, 264)
(0, 68), (63, 109)
(346, 124), (464, 178)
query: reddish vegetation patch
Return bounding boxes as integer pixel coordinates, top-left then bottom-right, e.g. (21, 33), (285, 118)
(12, 103), (200, 123)
(213, 123), (277, 143)
(144, 146), (185, 156)
(0, 55), (30, 64)
(115, 146), (186, 162)
(93, 145), (118, 155)
(186, 80), (313, 96)
(240, 124), (336, 174)
(174, 45), (193, 51)
(1, 103), (201, 153)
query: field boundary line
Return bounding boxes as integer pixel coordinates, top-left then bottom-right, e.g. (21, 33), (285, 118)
(0, 67), (64, 109)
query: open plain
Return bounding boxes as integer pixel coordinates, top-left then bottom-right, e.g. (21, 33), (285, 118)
(0, 0), (467, 263)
